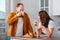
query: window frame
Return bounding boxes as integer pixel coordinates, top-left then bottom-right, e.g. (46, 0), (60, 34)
(39, 0), (50, 14)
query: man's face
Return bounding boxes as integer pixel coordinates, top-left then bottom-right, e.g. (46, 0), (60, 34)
(16, 5), (24, 12)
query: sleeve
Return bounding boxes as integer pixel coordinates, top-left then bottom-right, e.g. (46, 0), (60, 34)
(7, 13), (18, 25)
(48, 20), (55, 28)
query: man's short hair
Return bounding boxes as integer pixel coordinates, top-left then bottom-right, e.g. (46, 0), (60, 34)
(16, 3), (24, 7)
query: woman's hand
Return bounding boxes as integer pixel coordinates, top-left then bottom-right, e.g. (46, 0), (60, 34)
(33, 20), (38, 26)
(41, 26), (54, 37)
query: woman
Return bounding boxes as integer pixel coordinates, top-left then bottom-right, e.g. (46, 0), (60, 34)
(34, 10), (54, 38)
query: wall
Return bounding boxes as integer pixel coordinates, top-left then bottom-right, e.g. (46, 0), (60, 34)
(20, 0), (39, 33)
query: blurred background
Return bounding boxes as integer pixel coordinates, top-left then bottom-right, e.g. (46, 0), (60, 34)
(0, 0), (60, 38)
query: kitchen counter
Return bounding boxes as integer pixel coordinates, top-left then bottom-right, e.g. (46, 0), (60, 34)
(11, 36), (60, 40)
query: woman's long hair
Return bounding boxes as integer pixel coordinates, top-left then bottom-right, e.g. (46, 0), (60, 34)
(39, 10), (52, 28)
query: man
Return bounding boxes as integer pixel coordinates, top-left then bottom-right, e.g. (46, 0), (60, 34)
(6, 3), (34, 38)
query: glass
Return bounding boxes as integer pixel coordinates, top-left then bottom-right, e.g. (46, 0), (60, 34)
(45, 0), (48, 7)
(41, 8), (44, 10)
(0, 28), (5, 33)
(41, 0), (44, 7)
(0, 19), (5, 27)
(45, 8), (49, 13)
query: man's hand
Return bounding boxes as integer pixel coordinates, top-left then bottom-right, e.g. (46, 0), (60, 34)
(16, 11), (22, 17)
(17, 11), (24, 17)
(21, 11), (24, 16)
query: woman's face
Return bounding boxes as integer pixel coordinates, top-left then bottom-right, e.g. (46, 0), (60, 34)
(38, 15), (40, 21)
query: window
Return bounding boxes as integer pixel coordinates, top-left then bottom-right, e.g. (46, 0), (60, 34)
(0, 0), (6, 34)
(0, 0), (6, 12)
(0, 0), (6, 19)
(0, 19), (5, 34)
(40, 0), (49, 13)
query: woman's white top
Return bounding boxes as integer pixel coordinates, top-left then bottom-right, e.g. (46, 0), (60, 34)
(38, 20), (55, 35)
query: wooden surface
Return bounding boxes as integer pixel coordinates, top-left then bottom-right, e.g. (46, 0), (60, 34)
(11, 37), (60, 40)
(0, 34), (60, 40)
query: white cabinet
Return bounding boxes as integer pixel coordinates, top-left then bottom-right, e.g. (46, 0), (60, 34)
(53, 0), (60, 15)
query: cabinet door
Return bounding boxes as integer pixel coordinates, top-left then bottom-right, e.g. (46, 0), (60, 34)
(53, 0), (60, 15)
